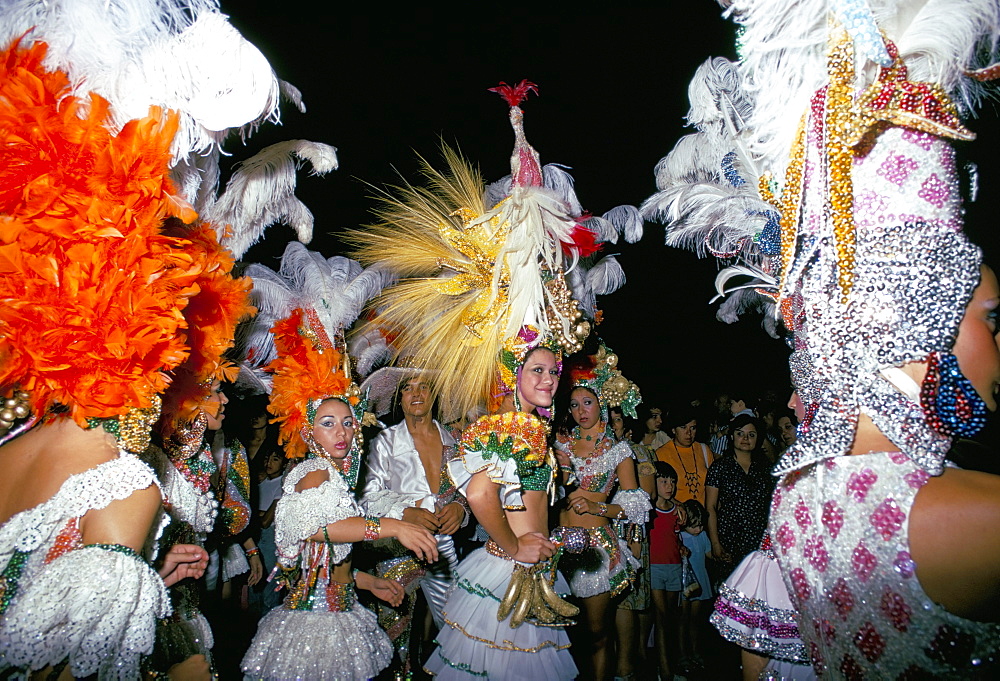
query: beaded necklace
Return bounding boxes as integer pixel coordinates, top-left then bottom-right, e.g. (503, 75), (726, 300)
(671, 440), (701, 498)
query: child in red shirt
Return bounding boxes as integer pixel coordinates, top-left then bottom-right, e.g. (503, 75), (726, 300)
(649, 461), (688, 681)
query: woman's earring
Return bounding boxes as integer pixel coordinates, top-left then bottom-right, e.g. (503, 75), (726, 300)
(920, 352), (988, 438)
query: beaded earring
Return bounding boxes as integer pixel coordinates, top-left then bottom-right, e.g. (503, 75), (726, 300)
(920, 352), (988, 438)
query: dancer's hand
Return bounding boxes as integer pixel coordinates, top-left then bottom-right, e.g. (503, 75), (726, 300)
(402, 506), (440, 532)
(435, 502), (465, 535)
(159, 544), (209, 587)
(247, 552), (264, 586)
(369, 576), (405, 607)
(512, 532), (555, 564)
(387, 518), (439, 563)
(168, 654), (210, 680)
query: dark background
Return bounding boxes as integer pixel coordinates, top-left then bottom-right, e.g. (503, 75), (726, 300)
(221, 3), (1000, 425)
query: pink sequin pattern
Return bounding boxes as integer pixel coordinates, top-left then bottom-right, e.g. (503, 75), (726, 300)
(770, 451), (999, 677)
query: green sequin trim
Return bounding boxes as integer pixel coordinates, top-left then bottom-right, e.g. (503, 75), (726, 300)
(83, 543), (145, 561)
(457, 577), (500, 602)
(520, 464), (553, 492)
(430, 649), (488, 677)
(0, 549), (29, 615)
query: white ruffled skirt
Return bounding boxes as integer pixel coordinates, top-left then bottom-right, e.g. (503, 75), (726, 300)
(241, 603), (392, 680)
(710, 548), (810, 666)
(424, 548), (578, 680)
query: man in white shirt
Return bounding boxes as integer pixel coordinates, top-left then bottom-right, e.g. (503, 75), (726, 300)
(360, 375), (468, 670)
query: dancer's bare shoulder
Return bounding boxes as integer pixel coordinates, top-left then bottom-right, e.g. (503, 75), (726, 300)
(910, 466), (1000, 622)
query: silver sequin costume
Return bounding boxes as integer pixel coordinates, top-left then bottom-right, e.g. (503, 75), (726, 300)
(241, 457), (392, 681)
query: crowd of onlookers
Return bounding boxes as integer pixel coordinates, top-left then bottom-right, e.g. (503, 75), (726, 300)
(189, 383), (798, 680)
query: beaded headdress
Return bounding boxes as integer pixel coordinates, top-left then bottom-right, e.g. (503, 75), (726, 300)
(645, 1), (999, 475)
(565, 342), (642, 422)
(349, 81), (624, 421)
(240, 243), (387, 487)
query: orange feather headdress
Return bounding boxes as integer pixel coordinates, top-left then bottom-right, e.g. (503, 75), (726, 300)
(156, 222), (256, 437)
(0, 40), (204, 427)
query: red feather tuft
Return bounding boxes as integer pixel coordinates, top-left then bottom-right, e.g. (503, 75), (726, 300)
(562, 222), (602, 258)
(488, 79), (539, 108)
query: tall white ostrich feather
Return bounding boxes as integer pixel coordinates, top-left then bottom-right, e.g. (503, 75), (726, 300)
(203, 141), (340, 258)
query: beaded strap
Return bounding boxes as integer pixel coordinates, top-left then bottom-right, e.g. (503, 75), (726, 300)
(484, 538), (513, 561)
(364, 516), (381, 541)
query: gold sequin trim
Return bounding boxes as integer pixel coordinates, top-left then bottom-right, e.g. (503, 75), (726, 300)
(441, 616), (571, 652)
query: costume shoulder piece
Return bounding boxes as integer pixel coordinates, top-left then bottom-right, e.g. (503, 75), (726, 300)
(453, 411), (553, 509)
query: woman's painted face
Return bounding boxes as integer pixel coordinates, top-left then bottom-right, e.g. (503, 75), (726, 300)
(952, 265), (1000, 411)
(312, 399), (355, 460)
(778, 416), (797, 447)
(645, 408), (662, 433)
(732, 423), (757, 453)
(204, 380), (229, 431)
(516, 348), (559, 413)
(569, 387), (601, 431)
(672, 420), (697, 447)
(610, 410), (625, 439)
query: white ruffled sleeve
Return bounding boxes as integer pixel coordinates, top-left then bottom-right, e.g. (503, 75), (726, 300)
(611, 487), (653, 525)
(0, 545), (170, 680)
(160, 455), (218, 535)
(274, 458), (360, 567)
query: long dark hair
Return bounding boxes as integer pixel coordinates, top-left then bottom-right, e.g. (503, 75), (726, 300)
(555, 385), (600, 438)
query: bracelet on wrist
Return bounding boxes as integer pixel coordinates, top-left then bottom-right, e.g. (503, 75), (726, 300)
(323, 526), (331, 543)
(597, 502), (608, 517)
(364, 516), (381, 541)
(246, 547), (260, 557)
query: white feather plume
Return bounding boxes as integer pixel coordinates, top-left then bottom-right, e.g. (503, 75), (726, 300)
(204, 141), (339, 259)
(0, 1), (283, 166)
(602, 205), (644, 243)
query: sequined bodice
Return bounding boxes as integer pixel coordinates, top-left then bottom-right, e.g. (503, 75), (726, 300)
(769, 451), (999, 678)
(556, 432), (631, 495)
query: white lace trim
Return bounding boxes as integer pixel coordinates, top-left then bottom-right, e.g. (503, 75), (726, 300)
(611, 488), (653, 525)
(160, 454), (218, 534)
(449, 452), (526, 509)
(359, 489), (410, 520)
(275, 458), (359, 566)
(0, 545), (170, 679)
(0, 453), (162, 561)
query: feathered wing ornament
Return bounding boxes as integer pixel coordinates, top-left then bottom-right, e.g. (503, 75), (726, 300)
(236, 242), (391, 399)
(349, 83), (598, 422)
(0, 1), (281, 166)
(0, 1), (342, 261)
(642, 56), (784, 334)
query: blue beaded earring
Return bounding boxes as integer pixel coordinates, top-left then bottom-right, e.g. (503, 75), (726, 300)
(920, 352), (988, 438)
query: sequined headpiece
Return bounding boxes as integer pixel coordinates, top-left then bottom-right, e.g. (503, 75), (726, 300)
(645, 6), (998, 475)
(566, 342), (641, 421)
(349, 81), (598, 423)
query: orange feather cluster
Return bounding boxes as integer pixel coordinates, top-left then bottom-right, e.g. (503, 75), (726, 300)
(267, 310), (355, 458)
(0, 40), (202, 426)
(158, 222), (255, 435)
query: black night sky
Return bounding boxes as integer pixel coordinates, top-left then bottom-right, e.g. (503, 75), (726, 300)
(220, 3), (1000, 425)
